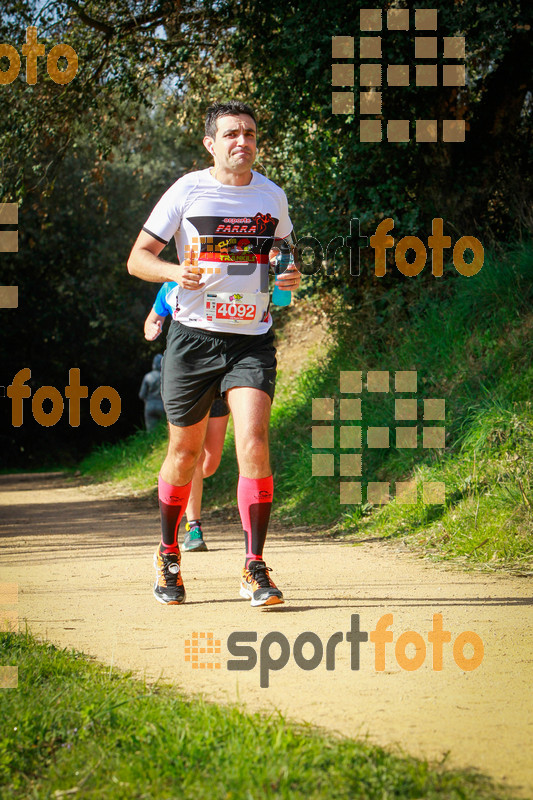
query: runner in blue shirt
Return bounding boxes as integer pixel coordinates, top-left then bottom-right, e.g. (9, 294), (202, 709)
(144, 281), (230, 552)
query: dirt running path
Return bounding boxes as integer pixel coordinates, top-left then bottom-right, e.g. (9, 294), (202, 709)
(1, 472), (532, 796)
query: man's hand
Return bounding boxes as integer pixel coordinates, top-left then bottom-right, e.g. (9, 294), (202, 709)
(144, 309), (165, 341)
(176, 258), (205, 291)
(275, 262), (302, 292)
(144, 318), (163, 341)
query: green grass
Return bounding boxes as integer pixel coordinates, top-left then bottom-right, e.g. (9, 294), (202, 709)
(0, 631), (520, 800)
(353, 403), (533, 569)
(78, 420), (168, 492)
(265, 242), (533, 569)
(79, 242), (533, 570)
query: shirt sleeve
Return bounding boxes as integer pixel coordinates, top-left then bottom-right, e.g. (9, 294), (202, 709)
(153, 283), (172, 317)
(142, 180), (186, 244)
(274, 189), (293, 240)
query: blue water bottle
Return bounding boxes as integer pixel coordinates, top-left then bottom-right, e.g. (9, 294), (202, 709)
(271, 250), (292, 306)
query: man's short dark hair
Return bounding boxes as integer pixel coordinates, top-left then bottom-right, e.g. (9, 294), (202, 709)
(205, 101), (257, 139)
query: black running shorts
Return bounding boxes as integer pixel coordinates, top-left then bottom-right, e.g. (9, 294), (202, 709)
(210, 394), (230, 418)
(161, 322), (276, 427)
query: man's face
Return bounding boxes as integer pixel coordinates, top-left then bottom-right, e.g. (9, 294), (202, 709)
(204, 114), (257, 173)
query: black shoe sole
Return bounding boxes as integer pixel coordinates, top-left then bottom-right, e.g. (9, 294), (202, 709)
(153, 585), (186, 605)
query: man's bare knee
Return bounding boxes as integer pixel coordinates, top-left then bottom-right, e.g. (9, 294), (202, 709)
(203, 454), (221, 478)
(237, 433), (269, 467)
(167, 442), (202, 474)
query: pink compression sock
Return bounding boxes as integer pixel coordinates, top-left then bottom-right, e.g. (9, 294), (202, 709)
(237, 475), (274, 568)
(158, 474), (192, 554)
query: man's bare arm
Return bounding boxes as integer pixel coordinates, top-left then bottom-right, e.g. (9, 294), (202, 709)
(127, 231), (176, 282)
(127, 231), (204, 290)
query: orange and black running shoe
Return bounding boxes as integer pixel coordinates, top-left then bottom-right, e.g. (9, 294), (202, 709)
(240, 560), (284, 607)
(153, 546), (186, 605)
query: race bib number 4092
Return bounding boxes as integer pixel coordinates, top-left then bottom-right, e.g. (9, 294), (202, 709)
(205, 292), (258, 325)
(216, 301), (255, 320)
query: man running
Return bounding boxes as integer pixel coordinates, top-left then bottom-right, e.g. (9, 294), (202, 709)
(127, 100), (301, 607)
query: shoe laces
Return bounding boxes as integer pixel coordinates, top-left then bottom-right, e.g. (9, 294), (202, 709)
(248, 560), (273, 588)
(159, 551), (180, 584)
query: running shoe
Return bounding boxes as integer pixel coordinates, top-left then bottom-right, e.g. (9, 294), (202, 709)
(153, 546), (186, 604)
(183, 521), (208, 552)
(240, 560), (284, 607)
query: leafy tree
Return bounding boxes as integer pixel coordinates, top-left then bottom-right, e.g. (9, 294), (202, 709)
(0, 0), (530, 466)
(0, 96), (205, 467)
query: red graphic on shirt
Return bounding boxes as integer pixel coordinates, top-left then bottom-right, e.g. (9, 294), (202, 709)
(253, 213), (274, 235)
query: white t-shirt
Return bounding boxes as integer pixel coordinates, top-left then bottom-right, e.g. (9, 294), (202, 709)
(143, 168), (293, 334)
